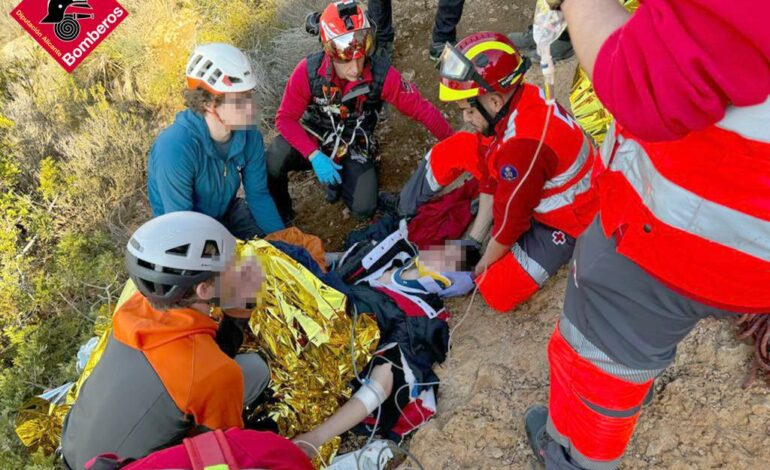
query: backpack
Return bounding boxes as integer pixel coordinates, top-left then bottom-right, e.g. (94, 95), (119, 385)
(83, 428), (313, 470)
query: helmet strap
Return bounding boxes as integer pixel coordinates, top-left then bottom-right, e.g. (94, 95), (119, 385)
(470, 91), (514, 137)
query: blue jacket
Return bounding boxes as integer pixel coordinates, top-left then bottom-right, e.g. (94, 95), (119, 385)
(147, 110), (284, 234)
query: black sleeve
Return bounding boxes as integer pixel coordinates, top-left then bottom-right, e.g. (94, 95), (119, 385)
(215, 315), (250, 358)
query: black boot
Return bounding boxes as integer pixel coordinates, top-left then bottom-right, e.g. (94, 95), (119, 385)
(524, 404), (552, 467)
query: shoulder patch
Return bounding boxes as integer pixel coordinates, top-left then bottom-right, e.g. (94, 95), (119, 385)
(401, 78), (414, 93)
(500, 164), (518, 181)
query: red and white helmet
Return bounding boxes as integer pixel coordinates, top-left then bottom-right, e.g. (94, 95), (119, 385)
(438, 32), (529, 102)
(186, 43), (258, 95)
(319, 1), (374, 61)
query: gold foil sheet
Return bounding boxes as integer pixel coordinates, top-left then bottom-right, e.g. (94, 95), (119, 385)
(240, 240), (379, 467)
(569, 0), (640, 145)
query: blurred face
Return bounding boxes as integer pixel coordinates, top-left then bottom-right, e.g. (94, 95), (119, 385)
(332, 56), (365, 81)
(213, 90), (258, 129)
(197, 251), (264, 318)
(419, 243), (464, 273)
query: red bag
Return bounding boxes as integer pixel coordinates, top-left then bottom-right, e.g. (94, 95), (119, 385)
(84, 428), (313, 470)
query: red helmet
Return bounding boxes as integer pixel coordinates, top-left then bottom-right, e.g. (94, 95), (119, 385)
(319, 1), (374, 61)
(438, 32), (529, 102)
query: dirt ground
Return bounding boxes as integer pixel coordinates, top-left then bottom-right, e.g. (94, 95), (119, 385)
(287, 0), (770, 468)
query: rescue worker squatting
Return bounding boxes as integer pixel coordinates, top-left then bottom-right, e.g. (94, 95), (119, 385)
(62, 7), (125, 66)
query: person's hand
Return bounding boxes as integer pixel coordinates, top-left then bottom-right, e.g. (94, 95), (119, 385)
(293, 430), (325, 459)
(438, 271), (476, 298)
(309, 150), (342, 186)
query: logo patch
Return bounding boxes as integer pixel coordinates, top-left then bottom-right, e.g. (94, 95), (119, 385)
(10, 0), (128, 73)
(500, 164), (518, 181)
(552, 230), (566, 245)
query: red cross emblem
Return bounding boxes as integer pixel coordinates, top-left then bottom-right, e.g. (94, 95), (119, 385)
(552, 231), (566, 245)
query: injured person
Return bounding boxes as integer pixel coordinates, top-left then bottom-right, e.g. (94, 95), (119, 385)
(396, 32), (600, 312)
(293, 224), (459, 459)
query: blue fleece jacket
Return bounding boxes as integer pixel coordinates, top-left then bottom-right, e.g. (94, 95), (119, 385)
(147, 110), (284, 234)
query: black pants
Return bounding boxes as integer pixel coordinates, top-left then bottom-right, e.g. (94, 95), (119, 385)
(368, 0), (465, 45)
(219, 197), (264, 240)
(265, 135), (378, 220)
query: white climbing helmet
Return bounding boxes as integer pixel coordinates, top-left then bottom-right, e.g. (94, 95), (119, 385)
(185, 43), (257, 95)
(125, 212), (237, 304)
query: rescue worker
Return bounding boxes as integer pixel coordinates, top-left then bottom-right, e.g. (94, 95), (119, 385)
(266, 0), (454, 222)
(148, 43), (284, 240)
(522, 0), (770, 468)
(399, 32), (598, 312)
(61, 212), (271, 470)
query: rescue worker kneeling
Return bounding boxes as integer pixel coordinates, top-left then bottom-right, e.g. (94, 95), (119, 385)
(60, 212), (270, 470)
(400, 32), (598, 312)
(266, 0), (453, 222)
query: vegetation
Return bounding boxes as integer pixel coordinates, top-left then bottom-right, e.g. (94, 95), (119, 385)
(0, 0), (324, 466)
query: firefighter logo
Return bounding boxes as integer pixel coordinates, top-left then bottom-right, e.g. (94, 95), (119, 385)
(40, 0), (93, 42)
(500, 164), (518, 181)
(552, 230), (566, 245)
(10, 0), (127, 72)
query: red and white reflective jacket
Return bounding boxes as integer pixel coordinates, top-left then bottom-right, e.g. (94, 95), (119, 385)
(597, 97), (770, 312)
(425, 84), (598, 245)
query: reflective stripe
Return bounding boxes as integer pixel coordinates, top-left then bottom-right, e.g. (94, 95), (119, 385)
(543, 136), (592, 190)
(511, 243), (549, 286)
(559, 313), (663, 384)
(578, 396), (642, 419)
(600, 121), (617, 167)
(534, 166), (592, 214)
(423, 150), (443, 192)
(716, 95), (770, 143)
(611, 135), (770, 262)
(546, 417), (623, 470)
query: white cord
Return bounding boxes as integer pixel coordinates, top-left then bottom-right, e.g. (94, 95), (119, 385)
(294, 438), (329, 468)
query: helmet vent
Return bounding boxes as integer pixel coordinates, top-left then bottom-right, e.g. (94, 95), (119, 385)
(137, 258), (155, 270)
(165, 244), (190, 256)
(197, 60), (213, 78)
(187, 54), (203, 74)
(209, 69), (222, 85)
(201, 240), (220, 258)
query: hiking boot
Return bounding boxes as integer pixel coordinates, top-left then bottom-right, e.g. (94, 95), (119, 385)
(375, 40), (394, 63)
(325, 185), (341, 203)
(429, 41), (451, 61)
(377, 190), (400, 214)
(524, 404), (551, 466)
(508, 26), (574, 63)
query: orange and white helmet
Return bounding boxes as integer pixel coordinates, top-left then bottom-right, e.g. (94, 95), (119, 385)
(319, 1), (374, 61)
(185, 43), (257, 95)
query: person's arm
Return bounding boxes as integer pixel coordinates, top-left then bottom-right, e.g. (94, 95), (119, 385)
(565, 0), (770, 141)
(275, 59), (320, 158)
(381, 67), (454, 140)
(242, 132), (285, 234)
(560, 0), (629, 81)
(293, 363), (393, 458)
(148, 137), (196, 214)
(468, 193), (493, 243)
(477, 139), (557, 274)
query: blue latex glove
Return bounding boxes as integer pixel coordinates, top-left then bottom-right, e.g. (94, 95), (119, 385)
(438, 271), (476, 298)
(309, 150), (342, 186)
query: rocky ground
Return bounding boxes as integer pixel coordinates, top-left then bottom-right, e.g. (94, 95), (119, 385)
(288, 0), (770, 468)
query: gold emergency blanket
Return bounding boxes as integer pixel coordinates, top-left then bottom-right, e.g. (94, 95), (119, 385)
(240, 240), (379, 466)
(569, 0), (640, 145)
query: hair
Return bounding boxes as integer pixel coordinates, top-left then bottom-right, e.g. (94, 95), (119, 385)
(147, 277), (216, 311)
(183, 87), (224, 114)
